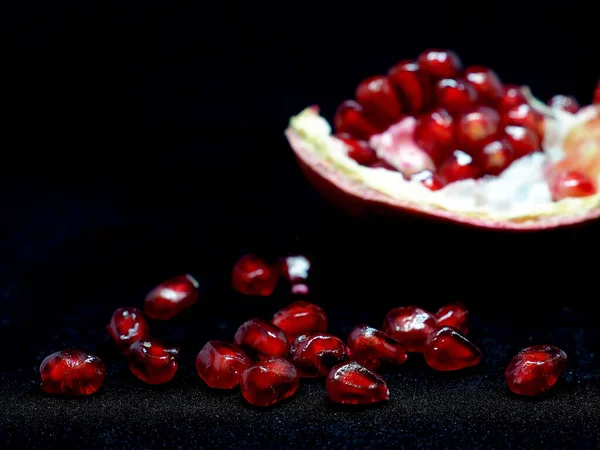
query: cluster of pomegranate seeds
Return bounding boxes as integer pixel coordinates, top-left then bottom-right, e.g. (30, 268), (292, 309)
(505, 345), (567, 397)
(144, 274), (199, 320)
(40, 349), (105, 396)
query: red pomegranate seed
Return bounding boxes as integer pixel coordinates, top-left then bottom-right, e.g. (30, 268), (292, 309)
(355, 75), (403, 125)
(413, 108), (455, 165)
(479, 139), (515, 176)
(144, 274), (199, 320)
(326, 361), (389, 405)
(434, 78), (478, 114)
(464, 66), (503, 105)
(382, 306), (438, 353)
(435, 303), (469, 335)
(387, 60), (432, 113)
(241, 357), (299, 407)
(548, 170), (597, 201)
(128, 339), (179, 385)
(594, 81), (600, 104)
(234, 318), (289, 359)
(347, 324), (407, 371)
(231, 254), (278, 297)
(417, 49), (462, 79)
(333, 100), (382, 140)
(196, 340), (251, 389)
(503, 125), (541, 158)
(455, 106), (501, 151)
(410, 169), (446, 191)
(424, 327), (482, 371)
(106, 307), (150, 354)
(334, 133), (377, 166)
(271, 301), (328, 339)
(547, 95), (580, 114)
(40, 349), (105, 396)
(289, 333), (349, 377)
(438, 150), (481, 183)
(502, 104), (544, 137)
(498, 84), (527, 111)
(505, 345), (567, 397)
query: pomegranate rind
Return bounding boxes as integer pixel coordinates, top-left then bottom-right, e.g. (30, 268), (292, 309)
(285, 107), (600, 231)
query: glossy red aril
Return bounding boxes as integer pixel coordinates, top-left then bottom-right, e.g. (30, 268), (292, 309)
(411, 170), (446, 191)
(465, 66), (503, 105)
(502, 104), (544, 137)
(333, 100), (382, 140)
(418, 49), (462, 79)
(347, 325), (407, 371)
(271, 301), (328, 339)
(438, 150), (481, 183)
(326, 361), (389, 405)
(241, 357), (299, 407)
(107, 307), (150, 354)
(413, 108), (455, 164)
(382, 306), (438, 352)
(290, 333), (349, 377)
(498, 84), (527, 111)
(455, 106), (501, 151)
(479, 139), (515, 176)
(435, 303), (469, 335)
(144, 274), (199, 320)
(505, 345), (567, 396)
(335, 133), (377, 166)
(231, 254), (278, 297)
(387, 60), (431, 113)
(424, 327), (482, 371)
(434, 78), (478, 114)
(355, 75), (403, 124)
(40, 349), (105, 396)
(548, 170), (597, 201)
(503, 125), (540, 158)
(196, 340), (251, 389)
(234, 318), (289, 358)
(547, 95), (580, 114)
(128, 339), (179, 384)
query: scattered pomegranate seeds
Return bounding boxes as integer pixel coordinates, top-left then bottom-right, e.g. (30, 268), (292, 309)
(434, 78), (478, 114)
(547, 95), (580, 114)
(144, 274), (199, 320)
(234, 318), (289, 359)
(347, 324), (407, 371)
(424, 327), (482, 371)
(231, 254), (278, 297)
(464, 66), (503, 105)
(505, 345), (567, 397)
(106, 307), (150, 354)
(334, 100), (382, 140)
(241, 357), (299, 407)
(128, 339), (179, 385)
(196, 340), (252, 389)
(548, 170), (597, 201)
(326, 361), (389, 405)
(387, 60), (431, 113)
(417, 49), (462, 79)
(271, 300), (328, 339)
(435, 303), (469, 335)
(382, 306), (438, 352)
(289, 333), (349, 377)
(40, 349), (105, 396)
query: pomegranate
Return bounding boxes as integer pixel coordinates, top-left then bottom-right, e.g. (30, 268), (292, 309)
(505, 345), (567, 397)
(286, 49), (600, 230)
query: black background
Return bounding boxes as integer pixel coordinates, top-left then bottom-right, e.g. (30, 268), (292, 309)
(2, 1), (600, 448)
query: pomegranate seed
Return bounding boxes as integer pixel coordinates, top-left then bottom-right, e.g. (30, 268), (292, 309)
(594, 81), (600, 104)
(424, 327), (482, 371)
(410, 170), (446, 191)
(355, 75), (403, 125)
(479, 139), (515, 176)
(502, 104), (544, 137)
(387, 60), (432, 113)
(417, 49), (462, 79)
(413, 108), (455, 165)
(435, 303), (469, 335)
(498, 84), (527, 111)
(434, 78), (478, 114)
(464, 66), (503, 105)
(234, 318), (289, 359)
(455, 106), (501, 151)
(241, 357), (299, 407)
(547, 95), (580, 114)
(347, 324), (407, 371)
(334, 133), (377, 166)
(231, 254), (278, 297)
(382, 306), (438, 353)
(438, 150), (481, 183)
(40, 349), (105, 396)
(505, 345), (567, 397)
(144, 274), (199, 320)
(128, 339), (179, 385)
(106, 307), (151, 354)
(326, 361), (389, 405)
(549, 170), (597, 201)
(196, 340), (251, 389)
(289, 333), (349, 377)
(503, 125), (540, 158)
(271, 301), (328, 339)
(333, 100), (382, 140)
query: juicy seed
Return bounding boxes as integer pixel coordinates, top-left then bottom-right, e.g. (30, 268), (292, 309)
(438, 150), (481, 183)
(335, 133), (377, 165)
(502, 104), (544, 138)
(417, 49), (463, 79)
(233, 318), (290, 359)
(40, 349), (105, 396)
(271, 301), (328, 339)
(387, 60), (432, 113)
(128, 340), (179, 385)
(382, 306), (438, 353)
(503, 125), (540, 158)
(231, 255), (278, 297)
(347, 324), (408, 371)
(326, 361), (389, 405)
(241, 357), (299, 407)
(548, 170), (597, 201)
(464, 66), (503, 105)
(411, 169), (446, 191)
(413, 108), (455, 165)
(498, 84), (527, 112)
(333, 100), (382, 140)
(289, 333), (349, 378)
(435, 303), (469, 335)
(196, 341), (251, 389)
(505, 345), (567, 397)
(355, 75), (403, 125)
(424, 327), (482, 371)
(479, 139), (515, 176)
(456, 106), (501, 152)
(434, 78), (478, 114)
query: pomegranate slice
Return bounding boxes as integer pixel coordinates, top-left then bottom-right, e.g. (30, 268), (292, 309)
(387, 60), (432, 113)
(417, 49), (462, 79)
(465, 66), (503, 105)
(334, 100), (382, 140)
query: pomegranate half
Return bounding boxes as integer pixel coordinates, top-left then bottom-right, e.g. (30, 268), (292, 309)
(285, 50), (600, 231)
